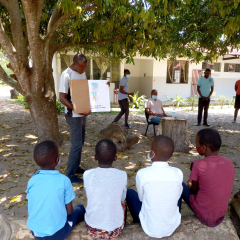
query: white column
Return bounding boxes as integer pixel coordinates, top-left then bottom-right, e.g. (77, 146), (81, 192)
(90, 58), (93, 79)
(52, 54), (58, 97)
(54, 53), (62, 99)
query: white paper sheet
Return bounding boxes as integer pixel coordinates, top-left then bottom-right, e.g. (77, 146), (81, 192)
(88, 80), (110, 112)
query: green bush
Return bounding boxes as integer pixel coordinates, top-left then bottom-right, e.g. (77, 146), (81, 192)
(56, 99), (65, 114)
(187, 95), (198, 111)
(228, 98), (235, 106)
(15, 95), (64, 114)
(129, 91), (146, 109)
(169, 95), (185, 107)
(16, 94), (29, 109)
(215, 95), (228, 109)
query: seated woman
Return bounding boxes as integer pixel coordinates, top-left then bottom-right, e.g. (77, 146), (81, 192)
(145, 89), (171, 124)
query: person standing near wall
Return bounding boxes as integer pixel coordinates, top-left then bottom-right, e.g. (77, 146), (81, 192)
(59, 54), (91, 184)
(233, 79), (240, 123)
(112, 69), (134, 129)
(196, 69), (214, 126)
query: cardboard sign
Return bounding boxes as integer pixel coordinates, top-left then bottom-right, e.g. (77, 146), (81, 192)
(69, 79), (110, 113)
(69, 79), (90, 113)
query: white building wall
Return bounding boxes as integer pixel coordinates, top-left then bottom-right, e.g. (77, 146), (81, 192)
(52, 52), (240, 102)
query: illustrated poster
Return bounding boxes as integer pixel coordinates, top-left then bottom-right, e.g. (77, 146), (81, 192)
(88, 80), (110, 112)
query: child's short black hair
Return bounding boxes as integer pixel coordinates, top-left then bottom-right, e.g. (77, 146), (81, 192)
(152, 135), (174, 161)
(34, 140), (58, 168)
(95, 139), (117, 165)
(197, 129), (222, 152)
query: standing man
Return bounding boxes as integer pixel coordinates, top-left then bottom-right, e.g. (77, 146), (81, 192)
(196, 69), (214, 126)
(112, 69), (134, 129)
(233, 79), (240, 123)
(59, 54), (91, 184)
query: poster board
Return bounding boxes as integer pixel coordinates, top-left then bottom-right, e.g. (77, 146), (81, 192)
(88, 80), (110, 112)
(69, 79), (110, 113)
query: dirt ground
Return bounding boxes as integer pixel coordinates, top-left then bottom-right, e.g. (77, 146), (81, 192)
(0, 96), (240, 222)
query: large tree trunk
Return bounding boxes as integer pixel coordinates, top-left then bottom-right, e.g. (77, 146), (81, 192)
(157, 118), (189, 153)
(26, 92), (62, 146)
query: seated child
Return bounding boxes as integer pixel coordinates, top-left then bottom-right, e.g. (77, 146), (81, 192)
(126, 135), (183, 238)
(181, 128), (235, 227)
(26, 140), (85, 240)
(84, 139), (127, 239)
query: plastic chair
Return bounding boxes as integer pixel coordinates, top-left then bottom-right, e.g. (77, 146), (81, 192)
(145, 111), (158, 136)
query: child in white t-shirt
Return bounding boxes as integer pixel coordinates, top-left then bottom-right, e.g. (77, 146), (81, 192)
(83, 139), (127, 239)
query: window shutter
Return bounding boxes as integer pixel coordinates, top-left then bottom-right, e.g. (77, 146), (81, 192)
(202, 62), (207, 69)
(235, 64), (240, 72)
(213, 63), (221, 72)
(224, 63), (229, 72)
(166, 60), (173, 83)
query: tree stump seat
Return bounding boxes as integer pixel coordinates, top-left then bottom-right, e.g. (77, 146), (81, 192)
(157, 118), (189, 153)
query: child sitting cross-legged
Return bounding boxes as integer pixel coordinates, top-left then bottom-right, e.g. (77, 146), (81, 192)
(84, 139), (127, 239)
(26, 140), (85, 240)
(126, 135), (183, 238)
(181, 128), (235, 227)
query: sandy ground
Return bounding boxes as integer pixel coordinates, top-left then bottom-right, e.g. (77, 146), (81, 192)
(0, 87), (240, 222)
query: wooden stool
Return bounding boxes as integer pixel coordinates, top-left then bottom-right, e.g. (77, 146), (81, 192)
(157, 117), (189, 153)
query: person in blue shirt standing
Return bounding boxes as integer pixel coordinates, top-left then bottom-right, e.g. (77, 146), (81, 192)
(112, 69), (134, 129)
(196, 69), (214, 126)
(26, 140), (85, 240)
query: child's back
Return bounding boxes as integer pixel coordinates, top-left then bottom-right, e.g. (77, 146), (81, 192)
(84, 167), (127, 231)
(27, 170), (75, 236)
(190, 155), (234, 226)
(26, 140), (85, 239)
(136, 163), (182, 237)
(126, 135), (183, 238)
(84, 139), (127, 239)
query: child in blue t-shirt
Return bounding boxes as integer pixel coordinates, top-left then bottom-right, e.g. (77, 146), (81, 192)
(26, 140), (85, 240)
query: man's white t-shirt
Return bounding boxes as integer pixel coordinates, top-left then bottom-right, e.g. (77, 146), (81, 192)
(146, 98), (163, 119)
(136, 162), (183, 238)
(83, 168), (127, 231)
(59, 67), (87, 117)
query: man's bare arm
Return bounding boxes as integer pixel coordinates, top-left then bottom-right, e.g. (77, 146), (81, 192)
(59, 92), (91, 116)
(187, 179), (199, 195)
(119, 86), (134, 96)
(162, 107), (167, 117)
(59, 92), (73, 110)
(208, 86), (214, 98)
(65, 201), (73, 215)
(197, 86), (203, 98)
(145, 107), (162, 117)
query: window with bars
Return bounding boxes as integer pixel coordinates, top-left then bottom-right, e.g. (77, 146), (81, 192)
(166, 60), (189, 84)
(224, 63), (240, 72)
(202, 62), (221, 72)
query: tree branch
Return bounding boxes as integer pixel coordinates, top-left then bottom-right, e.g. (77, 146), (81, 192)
(0, 0), (28, 64)
(0, 17), (19, 69)
(45, 4), (100, 48)
(0, 64), (22, 93)
(21, 0), (45, 76)
(52, 35), (124, 53)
